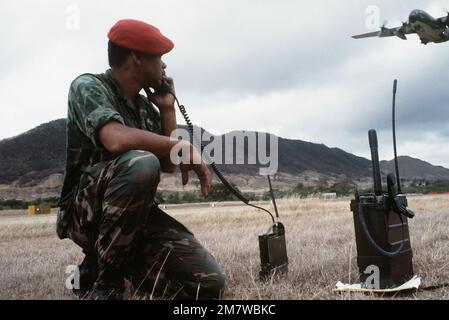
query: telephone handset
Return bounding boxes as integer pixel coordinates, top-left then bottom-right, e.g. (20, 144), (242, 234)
(387, 174), (415, 219)
(153, 80), (171, 95)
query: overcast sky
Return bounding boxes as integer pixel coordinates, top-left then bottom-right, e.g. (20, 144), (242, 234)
(1, 0), (449, 168)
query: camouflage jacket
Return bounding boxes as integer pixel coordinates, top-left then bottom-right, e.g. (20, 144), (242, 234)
(57, 69), (162, 239)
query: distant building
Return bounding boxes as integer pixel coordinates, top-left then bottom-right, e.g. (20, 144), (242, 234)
(320, 193), (337, 200)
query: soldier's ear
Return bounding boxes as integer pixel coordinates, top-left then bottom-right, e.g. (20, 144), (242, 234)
(130, 51), (143, 67)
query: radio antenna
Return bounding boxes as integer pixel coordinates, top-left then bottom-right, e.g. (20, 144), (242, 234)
(392, 79), (402, 194)
(369, 130), (383, 196)
(267, 175), (280, 220)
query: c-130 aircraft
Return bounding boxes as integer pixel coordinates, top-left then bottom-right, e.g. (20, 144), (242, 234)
(352, 9), (449, 45)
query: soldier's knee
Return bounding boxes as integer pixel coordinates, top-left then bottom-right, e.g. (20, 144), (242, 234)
(117, 150), (160, 186)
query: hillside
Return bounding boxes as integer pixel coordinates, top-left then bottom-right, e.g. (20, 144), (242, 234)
(0, 119), (448, 200)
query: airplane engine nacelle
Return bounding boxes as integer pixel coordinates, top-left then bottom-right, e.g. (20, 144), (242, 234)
(394, 31), (407, 40)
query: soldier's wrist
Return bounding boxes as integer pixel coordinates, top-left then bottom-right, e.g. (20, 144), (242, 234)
(159, 104), (176, 115)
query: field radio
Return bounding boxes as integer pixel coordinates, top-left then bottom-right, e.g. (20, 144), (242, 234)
(350, 80), (415, 289)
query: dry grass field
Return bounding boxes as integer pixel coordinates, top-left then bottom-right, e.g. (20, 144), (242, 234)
(0, 195), (448, 300)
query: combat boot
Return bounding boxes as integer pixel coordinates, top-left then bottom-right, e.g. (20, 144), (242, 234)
(72, 254), (98, 299)
(86, 271), (125, 300)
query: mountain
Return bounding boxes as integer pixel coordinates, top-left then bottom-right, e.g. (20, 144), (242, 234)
(0, 119), (373, 185)
(0, 119), (66, 185)
(0, 119), (448, 199)
(198, 129), (372, 178)
(380, 156), (449, 180)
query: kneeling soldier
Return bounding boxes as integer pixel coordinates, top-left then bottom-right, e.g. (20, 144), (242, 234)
(57, 19), (225, 300)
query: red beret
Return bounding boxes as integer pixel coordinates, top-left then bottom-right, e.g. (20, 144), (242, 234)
(107, 19), (174, 55)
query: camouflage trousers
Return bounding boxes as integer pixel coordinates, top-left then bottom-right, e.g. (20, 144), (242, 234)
(66, 150), (225, 299)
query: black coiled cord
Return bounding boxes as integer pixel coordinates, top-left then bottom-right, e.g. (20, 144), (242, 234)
(173, 95), (275, 223)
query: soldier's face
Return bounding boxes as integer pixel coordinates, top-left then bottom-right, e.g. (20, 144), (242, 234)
(139, 54), (166, 87)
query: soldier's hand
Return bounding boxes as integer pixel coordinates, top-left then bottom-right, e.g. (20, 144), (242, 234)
(147, 76), (176, 113)
(177, 141), (212, 197)
(180, 162), (212, 197)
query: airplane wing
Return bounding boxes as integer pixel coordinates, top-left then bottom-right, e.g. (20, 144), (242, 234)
(352, 31), (382, 39)
(352, 24), (415, 40)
